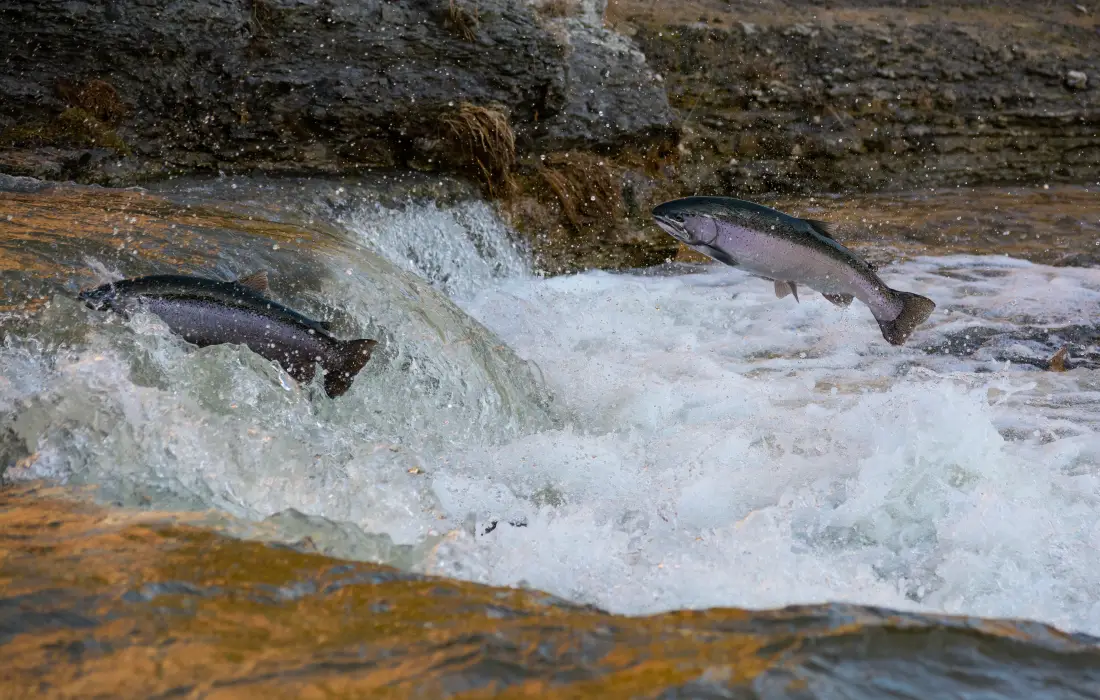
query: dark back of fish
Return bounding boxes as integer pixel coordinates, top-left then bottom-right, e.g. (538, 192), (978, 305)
(81, 275), (377, 398)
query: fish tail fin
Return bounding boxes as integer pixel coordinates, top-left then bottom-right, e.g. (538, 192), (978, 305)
(322, 338), (378, 398)
(877, 291), (936, 345)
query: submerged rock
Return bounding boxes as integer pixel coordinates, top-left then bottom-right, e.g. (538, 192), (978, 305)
(926, 324), (1100, 371)
(4, 486), (1100, 698)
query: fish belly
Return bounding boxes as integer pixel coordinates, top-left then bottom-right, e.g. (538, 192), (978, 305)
(143, 298), (329, 383)
(723, 231), (850, 294)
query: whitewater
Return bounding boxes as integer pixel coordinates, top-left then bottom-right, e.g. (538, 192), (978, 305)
(4, 193), (1099, 637)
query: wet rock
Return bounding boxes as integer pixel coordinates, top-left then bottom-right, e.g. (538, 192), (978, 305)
(1048, 346), (1069, 372)
(0, 149), (64, 181)
(633, 10), (1100, 194)
(926, 325), (1100, 371)
(0, 173), (50, 194)
(518, 13), (676, 151)
(785, 23), (818, 38)
(7, 486), (1100, 699)
(1065, 70), (1090, 90)
(261, 508), (427, 568)
(0, 0), (674, 185)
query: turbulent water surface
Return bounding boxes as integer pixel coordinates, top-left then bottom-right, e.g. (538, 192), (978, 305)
(2, 176), (1099, 696)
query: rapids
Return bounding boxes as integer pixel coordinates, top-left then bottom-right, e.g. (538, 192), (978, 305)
(2, 177), (1099, 643)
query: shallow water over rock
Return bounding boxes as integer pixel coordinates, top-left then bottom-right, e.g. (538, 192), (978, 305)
(3, 485), (1100, 698)
(2, 176), (1099, 697)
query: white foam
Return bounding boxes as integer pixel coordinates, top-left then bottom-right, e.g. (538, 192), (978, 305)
(6, 197), (1100, 638)
(422, 256), (1100, 633)
(337, 199), (529, 300)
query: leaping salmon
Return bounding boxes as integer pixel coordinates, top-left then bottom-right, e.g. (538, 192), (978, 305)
(652, 196), (935, 345)
(78, 271), (377, 397)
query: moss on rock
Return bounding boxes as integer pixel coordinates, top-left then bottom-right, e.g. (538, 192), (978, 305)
(1, 108), (131, 155)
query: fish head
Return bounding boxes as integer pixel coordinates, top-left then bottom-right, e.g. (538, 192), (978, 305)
(652, 199), (720, 247)
(78, 282), (118, 311)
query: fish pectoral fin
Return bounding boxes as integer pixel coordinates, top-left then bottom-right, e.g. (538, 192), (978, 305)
(237, 270), (271, 294)
(317, 320), (335, 332)
(805, 219), (840, 241)
(774, 281), (799, 302)
(702, 245), (739, 267)
(322, 338), (378, 398)
(822, 292), (854, 307)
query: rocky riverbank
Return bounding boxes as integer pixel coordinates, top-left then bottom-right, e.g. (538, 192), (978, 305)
(0, 0), (674, 184)
(2, 1), (1098, 272)
(516, 0), (1100, 271)
(615, 0), (1100, 195)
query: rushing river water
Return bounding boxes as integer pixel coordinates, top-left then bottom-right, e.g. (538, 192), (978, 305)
(2, 174), (1099, 696)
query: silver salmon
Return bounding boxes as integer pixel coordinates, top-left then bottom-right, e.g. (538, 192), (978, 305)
(78, 271), (377, 397)
(652, 196), (935, 345)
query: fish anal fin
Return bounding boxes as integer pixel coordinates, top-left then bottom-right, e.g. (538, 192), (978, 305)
(822, 292), (854, 307)
(322, 338), (377, 398)
(237, 270), (270, 294)
(773, 280), (799, 302)
(806, 219), (839, 240)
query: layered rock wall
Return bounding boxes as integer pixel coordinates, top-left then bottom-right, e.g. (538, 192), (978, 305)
(0, 0), (675, 182)
(626, 6), (1100, 193)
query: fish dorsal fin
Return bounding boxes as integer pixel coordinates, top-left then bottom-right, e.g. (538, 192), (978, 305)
(774, 280), (799, 302)
(237, 270), (270, 294)
(807, 219), (877, 270)
(805, 219), (839, 240)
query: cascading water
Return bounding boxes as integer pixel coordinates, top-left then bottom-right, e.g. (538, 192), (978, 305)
(332, 189), (1100, 636)
(3, 178), (1099, 642)
(333, 198), (530, 300)
(0, 182), (555, 552)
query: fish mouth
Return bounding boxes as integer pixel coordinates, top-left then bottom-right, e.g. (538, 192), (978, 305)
(77, 285), (113, 310)
(653, 199), (710, 245)
(652, 211), (694, 244)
